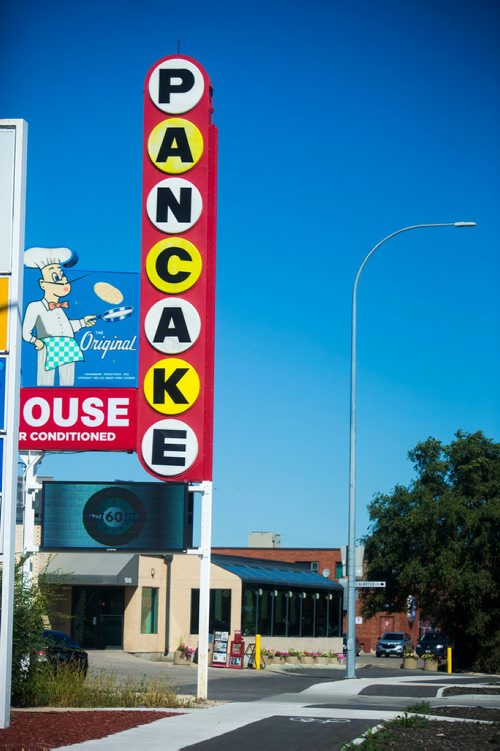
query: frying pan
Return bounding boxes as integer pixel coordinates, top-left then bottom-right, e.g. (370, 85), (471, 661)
(91, 306), (135, 323)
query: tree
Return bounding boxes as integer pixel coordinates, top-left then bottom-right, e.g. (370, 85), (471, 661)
(361, 430), (500, 670)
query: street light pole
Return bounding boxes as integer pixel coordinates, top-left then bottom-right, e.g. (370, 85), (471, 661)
(345, 221), (476, 680)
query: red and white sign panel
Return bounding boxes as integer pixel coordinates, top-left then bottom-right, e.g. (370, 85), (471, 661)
(19, 388), (137, 451)
(137, 56), (217, 481)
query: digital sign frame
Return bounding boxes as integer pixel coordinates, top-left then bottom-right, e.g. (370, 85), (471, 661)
(41, 481), (192, 553)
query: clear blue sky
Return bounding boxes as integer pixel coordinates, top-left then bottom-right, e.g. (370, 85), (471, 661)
(3, 0), (499, 547)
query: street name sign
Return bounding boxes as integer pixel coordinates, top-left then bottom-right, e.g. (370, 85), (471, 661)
(355, 581), (386, 588)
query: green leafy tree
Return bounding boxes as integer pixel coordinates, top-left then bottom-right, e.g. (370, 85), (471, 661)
(362, 431), (500, 670)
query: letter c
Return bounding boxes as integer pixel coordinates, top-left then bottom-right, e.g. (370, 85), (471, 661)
(146, 237), (202, 293)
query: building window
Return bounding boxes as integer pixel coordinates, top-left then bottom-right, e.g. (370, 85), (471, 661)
(141, 587), (158, 634)
(335, 562), (343, 579)
(240, 585), (342, 638)
(310, 562), (319, 573)
(190, 589), (231, 634)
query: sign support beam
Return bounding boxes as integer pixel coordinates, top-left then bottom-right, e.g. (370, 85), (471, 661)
(0, 119), (28, 729)
(20, 451), (44, 581)
(187, 481), (212, 700)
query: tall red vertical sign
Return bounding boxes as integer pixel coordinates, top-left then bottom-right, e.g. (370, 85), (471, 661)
(138, 56), (217, 481)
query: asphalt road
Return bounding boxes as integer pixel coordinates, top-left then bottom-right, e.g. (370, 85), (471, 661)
(88, 650), (401, 692)
(87, 650), (485, 704)
(181, 715), (375, 751)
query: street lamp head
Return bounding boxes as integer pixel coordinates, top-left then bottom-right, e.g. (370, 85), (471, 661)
(453, 221), (477, 227)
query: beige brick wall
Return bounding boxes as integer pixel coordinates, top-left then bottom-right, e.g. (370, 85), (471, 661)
(168, 554), (241, 654)
(123, 555), (167, 654)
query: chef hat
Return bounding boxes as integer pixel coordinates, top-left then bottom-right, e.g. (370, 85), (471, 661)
(24, 247), (73, 269)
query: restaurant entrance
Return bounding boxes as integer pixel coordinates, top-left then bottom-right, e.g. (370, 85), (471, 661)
(71, 586), (125, 648)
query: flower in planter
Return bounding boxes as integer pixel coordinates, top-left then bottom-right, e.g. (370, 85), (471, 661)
(421, 652), (438, 661)
(261, 648), (276, 658)
(288, 648), (303, 657)
(275, 650), (289, 658)
(178, 643), (195, 660)
(403, 649), (419, 659)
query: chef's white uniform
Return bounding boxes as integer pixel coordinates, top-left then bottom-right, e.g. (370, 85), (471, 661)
(22, 298), (85, 386)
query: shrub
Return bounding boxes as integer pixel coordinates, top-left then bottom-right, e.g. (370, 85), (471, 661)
(0, 557), (47, 706)
(471, 629), (500, 673)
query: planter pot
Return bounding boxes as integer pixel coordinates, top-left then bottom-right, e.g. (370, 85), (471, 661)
(314, 656), (329, 665)
(174, 650), (192, 666)
(402, 657), (418, 669)
(299, 656), (314, 664)
(285, 656), (299, 664)
(423, 660), (438, 671)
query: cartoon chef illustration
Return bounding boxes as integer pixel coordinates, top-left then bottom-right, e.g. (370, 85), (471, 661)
(22, 247), (96, 386)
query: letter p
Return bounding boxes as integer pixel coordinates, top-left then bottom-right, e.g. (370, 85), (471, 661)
(159, 69), (195, 103)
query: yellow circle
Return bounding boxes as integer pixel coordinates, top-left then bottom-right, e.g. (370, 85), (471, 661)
(143, 358), (200, 415)
(148, 118), (204, 174)
(146, 237), (202, 294)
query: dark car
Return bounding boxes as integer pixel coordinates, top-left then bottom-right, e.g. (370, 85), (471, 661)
(416, 631), (453, 659)
(342, 634), (361, 656)
(37, 630), (88, 676)
(376, 631), (412, 657)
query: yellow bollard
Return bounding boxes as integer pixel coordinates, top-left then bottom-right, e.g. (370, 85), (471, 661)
(255, 634), (261, 670)
(447, 646), (452, 673)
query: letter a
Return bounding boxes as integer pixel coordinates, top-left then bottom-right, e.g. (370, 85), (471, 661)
(154, 307), (191, 344)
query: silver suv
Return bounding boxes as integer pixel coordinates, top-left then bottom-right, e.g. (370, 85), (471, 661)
(376, 631), (412, 657)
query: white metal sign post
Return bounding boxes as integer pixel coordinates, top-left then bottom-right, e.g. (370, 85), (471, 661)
(0, 119), (28, 729)
(187, 481), (212, 699)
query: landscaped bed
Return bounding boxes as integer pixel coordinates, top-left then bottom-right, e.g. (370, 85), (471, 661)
(346, 704), (500, 749)
(0, 710), (179, 750)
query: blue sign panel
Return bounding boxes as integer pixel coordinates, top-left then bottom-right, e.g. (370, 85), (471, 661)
(41, 481), (192, 552)
(22, 266), (139, 388)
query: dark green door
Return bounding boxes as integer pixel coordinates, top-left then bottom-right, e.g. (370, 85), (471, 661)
(72, 587), (124, 648)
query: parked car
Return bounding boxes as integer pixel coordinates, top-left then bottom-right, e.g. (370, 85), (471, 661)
(36, 630), (88, 676)
(376, 632), (412, 657)
(342, 634), (361, 656)
(416, 631), (453, 659)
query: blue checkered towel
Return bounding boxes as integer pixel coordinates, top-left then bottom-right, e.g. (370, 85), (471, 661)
(42, 336), (84, 370)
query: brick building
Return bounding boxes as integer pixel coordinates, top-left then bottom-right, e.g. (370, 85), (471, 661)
(212, 545), (420, 652)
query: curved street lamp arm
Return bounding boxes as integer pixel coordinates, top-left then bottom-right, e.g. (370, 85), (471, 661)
(345, 219), (476, 680)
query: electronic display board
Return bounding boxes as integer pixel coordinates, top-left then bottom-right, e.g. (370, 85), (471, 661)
(41, 481), (192, 552)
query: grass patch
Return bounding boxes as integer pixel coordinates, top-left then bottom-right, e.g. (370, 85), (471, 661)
(403, 700), (432, 714)
(387, 713), (429, 728)
(341, 714), (430, 749)
(24, 666), (186, 708)
(341, 726), (391, 750)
